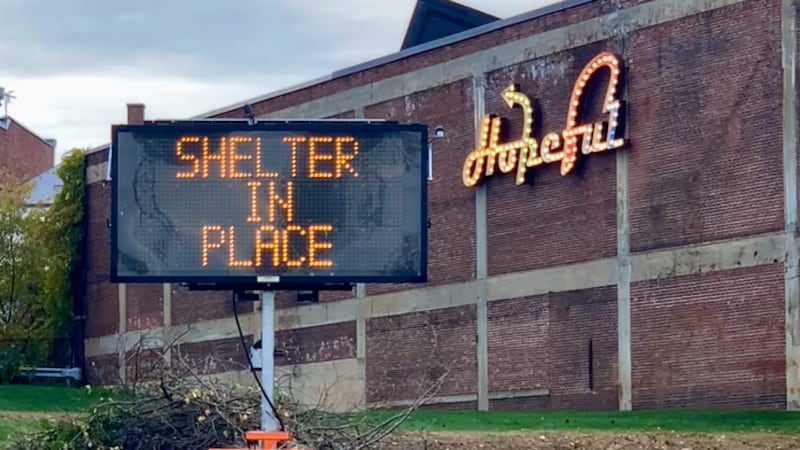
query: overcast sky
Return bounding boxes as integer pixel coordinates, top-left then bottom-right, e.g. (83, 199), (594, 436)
(1, 0), (560, 162)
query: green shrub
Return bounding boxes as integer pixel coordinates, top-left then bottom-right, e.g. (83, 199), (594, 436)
(0, 347), (23, 384)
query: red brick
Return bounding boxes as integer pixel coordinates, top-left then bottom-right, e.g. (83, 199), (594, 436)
(126, 284), (163, 331)
(547, 287), (618, 409)
(171, 285), (234, 325)
(275, 322), (356, 366)
(364, 80), (476, 295)
(489, 286), (617, 410)
(0, 119), (53, 180)
(85, 281), (118, 337)
(366, 305), (477, 403)
(85, 182), (111, 282)
(631, 264), (785, 409)
(173, 336), (253, 375)
(490, 396), (550, 410)
(483, 44), (618, 275)
(86, 353), (119, 385)
(488, 296), (549, 392)
(628, 0), (784, 252)
(86, 148), (108, 167)
(84, 180), (118, 338)
(124, 347), (165, 383)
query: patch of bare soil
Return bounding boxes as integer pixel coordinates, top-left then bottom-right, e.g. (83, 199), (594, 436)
(0, 411), (77, 421)
(377, 431), (800, 450)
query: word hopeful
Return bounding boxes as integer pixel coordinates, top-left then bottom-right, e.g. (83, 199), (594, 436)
(462, 51), (626, 187)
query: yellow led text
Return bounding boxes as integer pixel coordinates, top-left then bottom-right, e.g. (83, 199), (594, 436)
(462, 51), (625, 187)
(177, 134), (362, 270)
(200, 223), (334, 268)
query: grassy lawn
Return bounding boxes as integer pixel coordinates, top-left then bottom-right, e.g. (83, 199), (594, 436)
(368, 409), (800, 433)
(0, 384), (102, 413)
(0, 419), (39, 446)
(2, 385), (800, 441)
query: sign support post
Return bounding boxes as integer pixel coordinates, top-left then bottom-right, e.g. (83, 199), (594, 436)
(260, 290), (279, 431)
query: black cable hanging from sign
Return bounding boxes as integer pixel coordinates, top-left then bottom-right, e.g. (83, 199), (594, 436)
(231, 292), (286, 431)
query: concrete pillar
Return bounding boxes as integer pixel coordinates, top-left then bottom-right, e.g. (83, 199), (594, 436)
(163, 284), (172, 367)
(354, 106), (368, 408)
(473, 75), (489, 411)
(117, 283), (126, 384)
(116, 102), (144, 383)
(616, 148), (632, 411)
(782, 0), (800, 411)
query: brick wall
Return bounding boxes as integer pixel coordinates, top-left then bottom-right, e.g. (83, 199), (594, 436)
(366, 305), (476, 403)
(488, 296), (549, 392)
(171, 285), (233, 324)
(628, 0), (783, 252)
(631, 264), (785, 409)
(364, 80), (477, 295)
(173, 336), (253, 375)
(547, 287), (617, 410)
(489, 286), (617, 410)
(275, 322), (356, 366)
(483, 42), (618, 275)
(79, 0), (796, 412)
(86, 353), (119, 385)
(124, 347), (164, 382)
(85, 181), (118, 338)
(126, 285), (163, 331)
(0, 119), (54, 180)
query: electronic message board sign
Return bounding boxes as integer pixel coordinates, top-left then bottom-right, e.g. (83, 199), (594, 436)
(110, 120), (428, 286)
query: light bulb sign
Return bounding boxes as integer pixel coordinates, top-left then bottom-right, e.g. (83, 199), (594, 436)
(110, 120), (428, 286)
(462, 51), (626, 187)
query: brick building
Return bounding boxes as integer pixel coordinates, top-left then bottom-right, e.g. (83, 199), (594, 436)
(0, 116), (55, 182)
(81, 0), (800, 411)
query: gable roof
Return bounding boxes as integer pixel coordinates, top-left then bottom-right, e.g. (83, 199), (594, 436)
(27, 166), (62, 206)
(0, 116), (58, 149)
(400, 0), (498, 50)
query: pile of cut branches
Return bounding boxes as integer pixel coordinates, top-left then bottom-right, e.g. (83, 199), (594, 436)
(4, 354), (446, 450)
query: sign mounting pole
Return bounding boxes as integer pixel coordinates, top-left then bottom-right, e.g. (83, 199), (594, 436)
(260, 290), (278, 431)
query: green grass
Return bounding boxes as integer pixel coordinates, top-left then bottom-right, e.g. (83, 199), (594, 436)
(0, 385), (106, 413)
(366, 409), (800, 433)
(0, 418), (39, 446)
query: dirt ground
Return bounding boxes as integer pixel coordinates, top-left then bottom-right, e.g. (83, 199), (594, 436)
(0, 411), (76, 421)
(376, 431), (800, 450)
(4, 411), (799, 449)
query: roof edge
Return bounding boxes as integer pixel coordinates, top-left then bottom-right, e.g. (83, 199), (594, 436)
(0, 116), (58, 150)
(85, 0), (591, 158)
(197, 0), (592, 118)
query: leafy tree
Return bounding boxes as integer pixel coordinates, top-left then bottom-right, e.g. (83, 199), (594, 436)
(0, 148), (86, 370)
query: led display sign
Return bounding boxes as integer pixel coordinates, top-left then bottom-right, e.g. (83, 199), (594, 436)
(462, 51), (626, 187)
(110, 121), (428, 286)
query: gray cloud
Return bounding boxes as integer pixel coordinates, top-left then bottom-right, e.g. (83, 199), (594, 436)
(0, 0), (408, 81)
(0, 0), (557, 157)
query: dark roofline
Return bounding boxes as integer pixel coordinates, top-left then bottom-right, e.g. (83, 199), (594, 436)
(198, 0), (592, 119)
(0, 116), (57, 149)
(400, 0), (499, 50)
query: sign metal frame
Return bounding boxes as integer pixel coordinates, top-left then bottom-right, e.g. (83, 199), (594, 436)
(109, 119), (429, 288)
